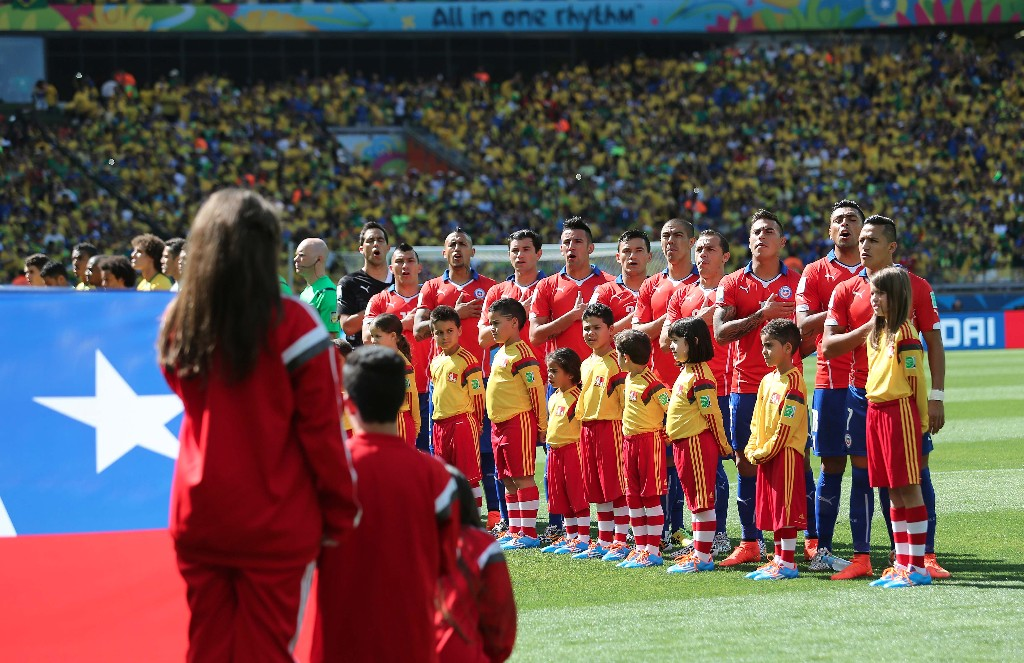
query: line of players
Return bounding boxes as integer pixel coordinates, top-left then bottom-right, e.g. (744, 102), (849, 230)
(314, 202), (948, 579)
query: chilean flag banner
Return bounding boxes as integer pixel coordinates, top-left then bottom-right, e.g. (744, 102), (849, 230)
(0, 289), (315, 661)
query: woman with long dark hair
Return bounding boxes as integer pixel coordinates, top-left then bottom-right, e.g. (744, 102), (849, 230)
(158, 189), (360, 662)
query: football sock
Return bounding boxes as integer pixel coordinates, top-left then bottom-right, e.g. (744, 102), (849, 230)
(627, 495), (646, 552)
(737, 473), (761, 541)
(667, 466), (686, 536)
(816, 471), (844, 551)
(692, 508), (716, 562)
(849, 466), (874, 554)
(516, 487), (540, 541)
(879, 487), (895, 549)
(471, 481), (483, 510)
(715, 459), (730, 535)
(574, 509), (591, 543)
(518, 485), (540, 539)
(777, 527), (797, 569)
(643, 495), (664, 554)
(596, 502), (614, 546)
(905, 504), (928, 573)
(612, 496), (629, 544)
(891, 505), (908, 569)
(921, 467), (937, 554)
(506, 490), (521, 535)
(804, 469), (818, 539)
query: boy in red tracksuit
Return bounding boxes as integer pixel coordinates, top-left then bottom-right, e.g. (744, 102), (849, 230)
(436, 469), (518, 663)
(314, 346), (459, 663)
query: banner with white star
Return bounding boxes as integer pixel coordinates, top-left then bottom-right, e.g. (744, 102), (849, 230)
(0, 289), (180, 537)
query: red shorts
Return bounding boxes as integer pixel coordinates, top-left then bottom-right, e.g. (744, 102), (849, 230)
(432, 413), (482, 484)
(396, 410), (417, 447)
(546, 443), (588, 516)
(623, 431), (668, 499)
(491, 411), (537, 479)
(866, 397), (923, 489)
(672, 429), (721, 512)
(579, 420), (625, 504)
(755, 447), (807, 531)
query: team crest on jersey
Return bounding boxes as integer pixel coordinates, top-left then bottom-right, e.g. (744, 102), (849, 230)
(779, 286), (793, 299)
(626, 305), (635, 313)
(474, 288), (487, 299)
(594, 375), (606, 387)
(471, 378), (481, 390)
(845, 434), (853, 448)
(699, 395), (711, 409)
(447, 372), (459, 383)
(555, 405), (567, 416)
(770, 393), (782, 405)
(783, 404), (796, 419)
(887, 344), (895, 357)
(905, 356), (917, 369)
(628, 391), (639, 402)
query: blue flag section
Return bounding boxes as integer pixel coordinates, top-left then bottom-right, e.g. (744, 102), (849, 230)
(0, 289), (180, 537)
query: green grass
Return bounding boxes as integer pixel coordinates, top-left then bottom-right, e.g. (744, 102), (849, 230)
(506, 349), (1024, 661)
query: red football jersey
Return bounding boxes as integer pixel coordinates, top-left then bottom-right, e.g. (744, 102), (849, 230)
(163, 298), (360, 566)
(825, 267), (939, 389)
(435, 527), (517, 663)
(530, 266), (613, 363)
(480, 275), (545, 378)
(418, 269), (498, 366)
(715, 261), (802, 394)
(796, 250), (862, 389)
(665, 283), (728, 396)
(634, 267), (700, 386)
(313, 431), (458, 663)
(366, 285), (431, 394)
(591, 275), (641, 324)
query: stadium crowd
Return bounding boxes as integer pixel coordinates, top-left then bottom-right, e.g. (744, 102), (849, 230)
(1, 32), (1021, 285)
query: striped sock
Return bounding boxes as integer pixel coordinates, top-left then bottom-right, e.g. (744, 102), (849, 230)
(574, 509), (591, 543)
(773, 538), (783, 564)
(627, 495), (646, 552)
(596, 502), (614, 546)
(471, 481), (483, 510)
(613, 496), (629, 544)
(905, 504), (928, 573)
(891, 506), (908, 569)
(692, 508), (716, 562)
(518, 485), (540, 539)
(506, 490), (521, 535)
(777, 527), (797, 569)
(643, 496), (664, 555)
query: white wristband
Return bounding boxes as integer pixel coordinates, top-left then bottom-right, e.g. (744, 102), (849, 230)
(928, 389), (945, 402)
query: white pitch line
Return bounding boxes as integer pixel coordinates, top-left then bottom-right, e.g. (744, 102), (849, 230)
(0, 495), (15, 537)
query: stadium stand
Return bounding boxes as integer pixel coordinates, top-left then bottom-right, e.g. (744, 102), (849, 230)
(1, 32), (1021, 284)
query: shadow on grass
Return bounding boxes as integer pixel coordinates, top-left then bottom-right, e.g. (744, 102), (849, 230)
(799, 548), (1024, 588)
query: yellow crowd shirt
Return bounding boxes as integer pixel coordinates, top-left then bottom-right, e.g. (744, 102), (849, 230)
(666, 362), (731, 455)
(546, 386), (582, 449)
(137, 273), (173, 291)
(745, 367), (809, 464)
(622, 369), (670, 436)
(866, 322), (929, 433)
(429, 346), (485, 423)
(579, 350), (627, 422)
(486, 341), (547, 432)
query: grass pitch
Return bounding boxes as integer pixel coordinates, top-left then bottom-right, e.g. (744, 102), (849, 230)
(506, 350), (1024, 661)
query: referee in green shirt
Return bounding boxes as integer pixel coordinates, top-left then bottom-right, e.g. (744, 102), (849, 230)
(294, 238), (341, 337)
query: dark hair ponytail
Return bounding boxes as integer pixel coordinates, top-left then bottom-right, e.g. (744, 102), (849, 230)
(372, 313), (412, 362)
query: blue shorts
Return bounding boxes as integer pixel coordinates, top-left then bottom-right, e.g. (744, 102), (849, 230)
(848, 386), (933, 456)
(844, 387), (868, 457)
(812, 388), (850, 458)
(718, 395), (733, 451)
(729, 393), (757, 453)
